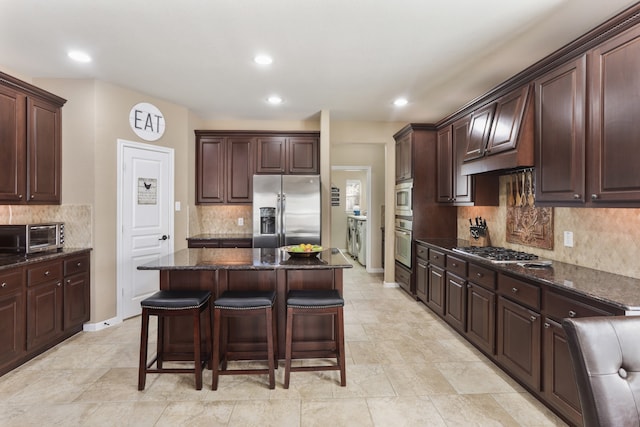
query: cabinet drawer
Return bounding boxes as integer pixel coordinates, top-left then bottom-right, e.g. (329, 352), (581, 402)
(498, 274), (540, 310)
(428, 249), (445, 268)
(0, 267), (23, 295)
(64, 255), (89, 276)
(395, 264), (411, 285)
(446, 255), (467, 277)
(187, 239), (221, 248)
(544, 291), (613, 321)
(416, 244), (428, 262)
(27, 261), (62, 287)
(220, 239), (252, 248)
(468, 263), (496, 290)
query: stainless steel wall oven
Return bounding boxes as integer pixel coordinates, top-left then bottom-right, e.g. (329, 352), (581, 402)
(394, 218), (412, 268)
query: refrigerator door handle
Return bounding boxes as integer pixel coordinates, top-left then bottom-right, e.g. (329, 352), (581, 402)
(280, 193), (286, 247)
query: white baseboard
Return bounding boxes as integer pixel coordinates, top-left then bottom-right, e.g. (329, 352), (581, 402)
(83, 316), (123, 332)
(383, 281), (400, 288)
(366, 267), (384, 273)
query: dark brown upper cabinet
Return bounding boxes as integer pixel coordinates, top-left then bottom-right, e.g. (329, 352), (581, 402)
(395, 131), (413, 182)
(535, 23), (640, 207)
(461, 85), (533, 176)
(588, 24), (640, 205)
(255, 134), (319, 175)
(196, 133), (254, 204)
(463, 103), (495, 162)
(437, 117), (498, 206)
(0, 72), (65, 205)
(534, 55), (587, 204)
(486, 85), (531, 156)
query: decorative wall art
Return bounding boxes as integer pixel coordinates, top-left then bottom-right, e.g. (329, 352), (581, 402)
(505, 170), (554, 249)
(138, 178), (157, 205)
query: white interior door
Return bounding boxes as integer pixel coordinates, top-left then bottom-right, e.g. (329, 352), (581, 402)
(117, 139), (174, 319)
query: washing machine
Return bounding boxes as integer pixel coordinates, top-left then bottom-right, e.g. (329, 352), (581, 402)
(346, 217), (356, 256)
(356, 218), (366, 266)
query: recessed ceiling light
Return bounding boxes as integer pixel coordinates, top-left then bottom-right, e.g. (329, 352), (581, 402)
(394, 98), (408, 107)
(254, 54), (273, 65)
(68, 50), (92, 63)
(267, 95), (283, 105)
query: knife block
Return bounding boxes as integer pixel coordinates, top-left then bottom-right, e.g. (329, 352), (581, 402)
(470, 226), (490, 247)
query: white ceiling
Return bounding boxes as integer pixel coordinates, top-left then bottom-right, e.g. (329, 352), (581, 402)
(1, 0), (637, 123)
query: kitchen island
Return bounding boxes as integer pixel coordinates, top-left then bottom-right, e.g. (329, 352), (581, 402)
(138, 247), (352, 360)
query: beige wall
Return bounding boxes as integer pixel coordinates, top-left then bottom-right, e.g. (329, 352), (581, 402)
(330, 169), (368, 250)
(458, 175), (640, 279)
(331, 121), (404, 282)
(32, 78), (194, 323)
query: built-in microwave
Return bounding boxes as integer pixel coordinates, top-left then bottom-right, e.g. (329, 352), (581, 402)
(395, 180), (413, 217)
(0, 223), (65, 254)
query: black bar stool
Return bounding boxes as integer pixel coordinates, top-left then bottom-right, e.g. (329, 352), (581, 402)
(211, 290), (277, 390)
(138, 290), (212, 391)
(284, 289), (346, 388)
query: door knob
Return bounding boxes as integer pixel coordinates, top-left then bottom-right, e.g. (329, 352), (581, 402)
(159, 235), (169, 241)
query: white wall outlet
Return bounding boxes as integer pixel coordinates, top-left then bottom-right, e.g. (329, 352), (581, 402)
(175, 201), (181, 211)
(237, 217), (244, 226)
(564, 231), (574, 247)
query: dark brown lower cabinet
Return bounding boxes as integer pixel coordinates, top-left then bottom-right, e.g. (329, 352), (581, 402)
(426, 264), (445, 316)
(395, 262), (412, 295)
(444, 272), (466, 332)
(1, 251), (90, 377)
(466, 282), (495, 355)
(497, 296), (541, 390)
(187, 238), (252, 248)
(415, 258), (428, 303)
(543, 317), (582, 427)
(0, 267), (25, 372)
(27, 280), (63, 351)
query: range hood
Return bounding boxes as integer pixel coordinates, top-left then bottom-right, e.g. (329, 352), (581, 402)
(460, 84), (534, 176)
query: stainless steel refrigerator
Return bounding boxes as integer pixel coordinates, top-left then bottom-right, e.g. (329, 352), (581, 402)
(252, 175), (321, 248)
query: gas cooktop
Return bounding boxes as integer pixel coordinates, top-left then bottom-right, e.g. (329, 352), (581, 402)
(452, 246), (552, 266)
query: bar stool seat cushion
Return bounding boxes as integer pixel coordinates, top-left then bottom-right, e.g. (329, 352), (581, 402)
(141, 290), (211, 310)
(215, 290), (276, 310)
(287, 289), (344, 308)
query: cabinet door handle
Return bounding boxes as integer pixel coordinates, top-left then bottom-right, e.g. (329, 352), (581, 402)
(30, 195), (35, 199)
(530, 316), (537, 322)
(476, 272), (483, 278)
(18, 194), (23, 199)
(591, 194), (599, 200)
(544, 322), (550, 328)
(573, 194), (581, 199)
(45, 270), (50, 276)
(67, 279), (71, 284)
(1, 282), (6, 288)
(451, 262), (457, 267)
(568, 310), (577, 318)
(511, 287), (518, 293)
(77, 262), (82, 267)
(57, 282), (62, 287)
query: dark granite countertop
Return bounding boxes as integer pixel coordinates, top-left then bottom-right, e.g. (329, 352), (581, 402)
(416, 238), (640, 313)
(187, 233), (253, 240)
(138, 247), (353, 271)
(0, 248), (92, 271)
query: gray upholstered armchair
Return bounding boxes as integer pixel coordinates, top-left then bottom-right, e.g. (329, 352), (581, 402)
(563, 316), (640, 427)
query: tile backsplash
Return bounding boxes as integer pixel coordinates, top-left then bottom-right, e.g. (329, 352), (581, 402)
(458, 175), (640, 280)
(0, 204), (92, 248)
(189, 205), (253, 235)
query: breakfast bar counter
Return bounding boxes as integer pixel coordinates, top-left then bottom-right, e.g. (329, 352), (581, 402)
(138, 247), (352, 359)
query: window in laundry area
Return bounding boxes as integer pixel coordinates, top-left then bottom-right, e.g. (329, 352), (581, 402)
(345, 179), (361, 212)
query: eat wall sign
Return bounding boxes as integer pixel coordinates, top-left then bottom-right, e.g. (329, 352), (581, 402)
(129, 102), (165, 141)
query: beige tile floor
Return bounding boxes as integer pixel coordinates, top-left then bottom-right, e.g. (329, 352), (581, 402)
(0, 261), (568, 426)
